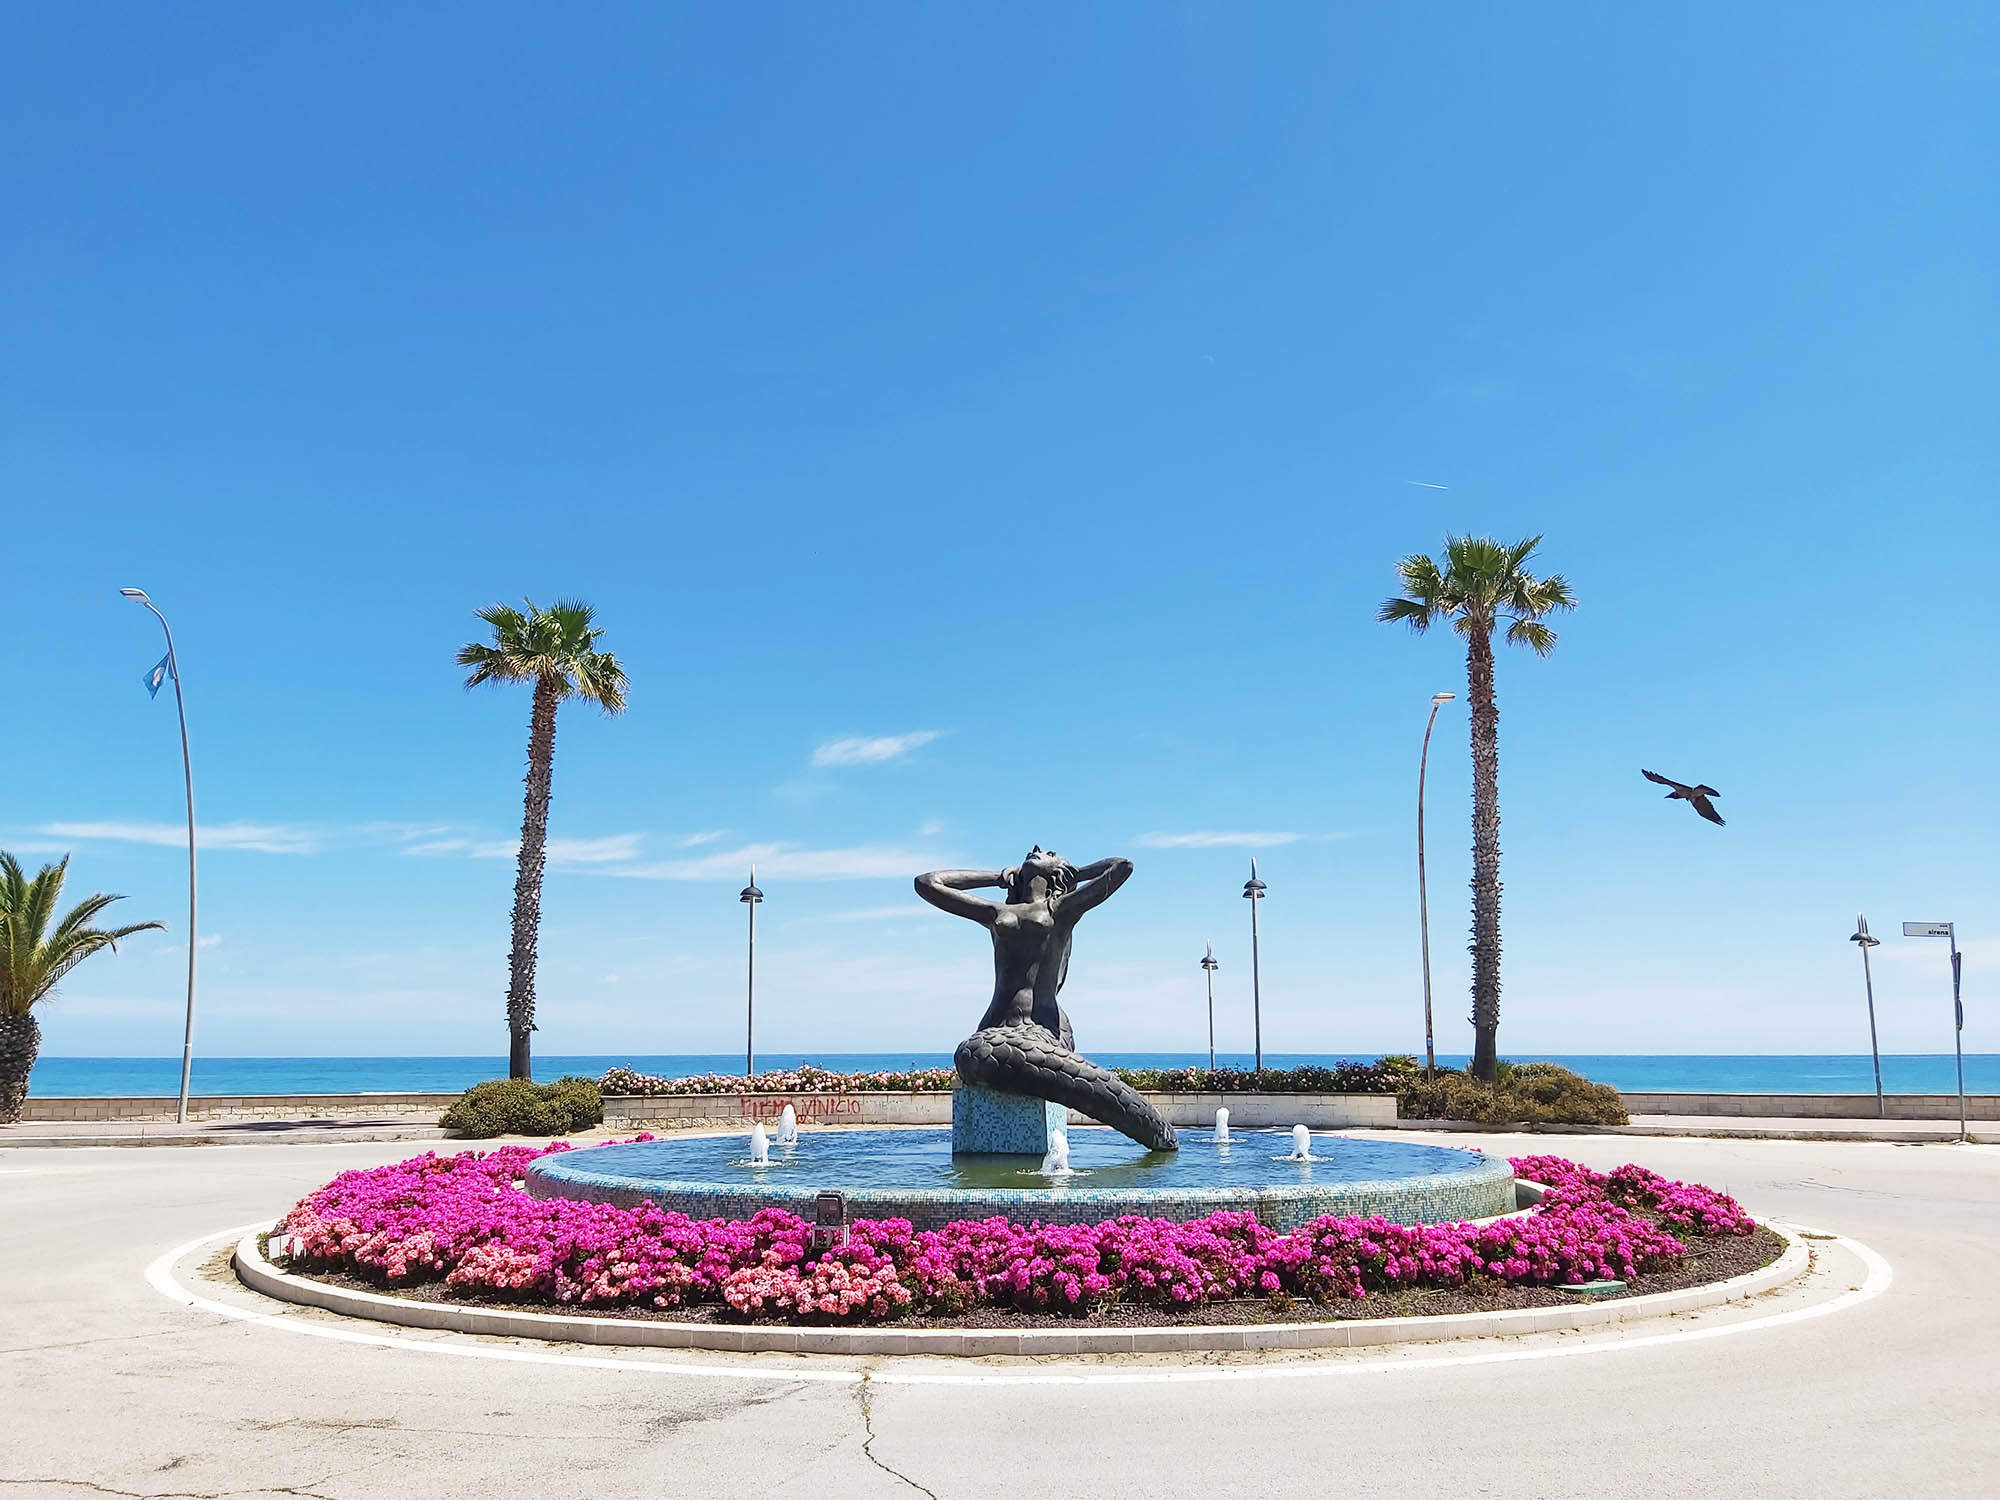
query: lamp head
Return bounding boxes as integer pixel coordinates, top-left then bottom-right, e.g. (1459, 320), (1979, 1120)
(119, 587), (151, 603)
(739, 863), (763, 903)
(1431, 692), (1455, 705)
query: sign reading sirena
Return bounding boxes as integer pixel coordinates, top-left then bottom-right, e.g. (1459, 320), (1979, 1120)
(1903, 922), (1954, 938)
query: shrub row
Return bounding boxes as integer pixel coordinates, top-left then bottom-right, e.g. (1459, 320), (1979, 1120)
(439, 1077), (604, 1138)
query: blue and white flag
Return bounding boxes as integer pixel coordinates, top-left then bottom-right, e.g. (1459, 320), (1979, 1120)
(144, 654), (173, 698)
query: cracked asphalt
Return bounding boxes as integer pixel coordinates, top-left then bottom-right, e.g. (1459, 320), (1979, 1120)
(3, 1133), (1997, 1498)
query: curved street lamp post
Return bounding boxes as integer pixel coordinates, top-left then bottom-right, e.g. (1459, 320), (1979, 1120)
(1200, 942), (1219, 1071)
(1242, 861), (1266, 1073)
(1417, 692), (1455, 1080)
(1850, 915), (1884, 1118)
(119, 588), (198, 1125)
(739, 867), (764, 1076)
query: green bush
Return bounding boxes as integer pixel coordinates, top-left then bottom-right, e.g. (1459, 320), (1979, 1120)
(1395, 1061), (1627, 1126)
(1113, 1062), (1397, 1094)
(439, 1076), (605, 1138)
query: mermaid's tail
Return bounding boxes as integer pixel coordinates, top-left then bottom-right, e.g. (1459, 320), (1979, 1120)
(954, 1024), (1179, 1152)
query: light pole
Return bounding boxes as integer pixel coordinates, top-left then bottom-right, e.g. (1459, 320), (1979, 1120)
(739, 866), (764, 1077)
(1242, 860), (1266, 1072)
(1417, 691), (1454, 1080)
(1200, 942), (1219, 1071)
(120, 588), (198, 1126)
(1850, 915), (1884, 1117)
(1902, 920), (1966, 1141)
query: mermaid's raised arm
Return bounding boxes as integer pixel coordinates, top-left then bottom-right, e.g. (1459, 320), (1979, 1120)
(914, 869), (1006, 926)
(1056, 857), (1132, 922)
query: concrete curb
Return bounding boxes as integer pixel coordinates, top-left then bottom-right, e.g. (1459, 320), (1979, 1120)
(233, 1223), (1809, 1358)
(1, 1125), (446, 1149)
(1378, 1119), (1984, 1145)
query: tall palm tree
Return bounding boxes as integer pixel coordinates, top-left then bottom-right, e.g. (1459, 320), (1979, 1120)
(457, 600), (628, 1080)
(1379, 535), (1575, 1084)
(1, 853), (164, 1123)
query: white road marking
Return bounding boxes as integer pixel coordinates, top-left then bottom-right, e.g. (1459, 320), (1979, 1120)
(147, 1220), (1891, 1388)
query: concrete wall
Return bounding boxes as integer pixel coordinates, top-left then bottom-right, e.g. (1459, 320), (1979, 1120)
(20, 1093), (457, 1122)
(1619, 1092), (2000, 1120)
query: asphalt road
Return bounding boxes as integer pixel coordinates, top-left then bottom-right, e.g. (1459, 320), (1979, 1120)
(3, 1131), (1995, 1499)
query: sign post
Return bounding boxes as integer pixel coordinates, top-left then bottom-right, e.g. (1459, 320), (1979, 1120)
(1902, 921), (1966, 1141)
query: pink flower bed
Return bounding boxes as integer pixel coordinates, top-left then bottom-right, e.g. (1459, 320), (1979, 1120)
(278, 1145), (1757, 1324)
(601, 1064), (960, 1097)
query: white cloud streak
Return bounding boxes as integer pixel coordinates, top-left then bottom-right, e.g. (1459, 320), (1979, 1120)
(41, 821), (319, 854)
(606, 843), (946, 882)
(1132, 831), (1305, 849)
(811, 731), (940, 767)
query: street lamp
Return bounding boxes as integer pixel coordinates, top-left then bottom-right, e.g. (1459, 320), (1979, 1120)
(1417, 691), (1455, 1080)
(1850, 915), (1883, 1118)
(120, 588), (199, 1126)
(1902, 920), (1966, 1141)
(1242, 860), (1266, 1072)
(739, 866), (764, 1077)
(1200, 942), (1219, 1071)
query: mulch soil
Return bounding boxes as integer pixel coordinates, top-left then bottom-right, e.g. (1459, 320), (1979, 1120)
(282, 1221), (1788, 1330)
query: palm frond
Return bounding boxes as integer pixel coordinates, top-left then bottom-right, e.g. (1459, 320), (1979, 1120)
(1377, 596), (1436, 630)
(1505, 618), (1559, 656)
(0, 852), (160, 1016)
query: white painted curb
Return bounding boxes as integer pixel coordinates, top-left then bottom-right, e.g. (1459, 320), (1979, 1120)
(234, 1223), (1808, 1358)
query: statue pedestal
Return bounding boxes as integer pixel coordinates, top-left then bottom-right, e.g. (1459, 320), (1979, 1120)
(951, 1085), (1068, 1156)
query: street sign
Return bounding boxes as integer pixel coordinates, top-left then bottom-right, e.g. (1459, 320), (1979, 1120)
(1903, 922), (1953, 938)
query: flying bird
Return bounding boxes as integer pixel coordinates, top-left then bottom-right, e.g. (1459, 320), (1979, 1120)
(1407, 480), (1449, 490)
(1641, 769), (1725, 826)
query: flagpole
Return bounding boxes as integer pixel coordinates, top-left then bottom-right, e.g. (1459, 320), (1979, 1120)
(121, 589), (198, 1125)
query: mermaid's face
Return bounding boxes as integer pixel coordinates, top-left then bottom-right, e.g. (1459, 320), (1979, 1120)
(1011, 847), (1070, 903)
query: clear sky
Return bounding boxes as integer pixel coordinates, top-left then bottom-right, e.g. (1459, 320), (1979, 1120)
(3, 4), (1993, 1061)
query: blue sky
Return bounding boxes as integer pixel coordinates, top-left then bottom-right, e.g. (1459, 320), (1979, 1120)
(3, 4), (1994, 1061)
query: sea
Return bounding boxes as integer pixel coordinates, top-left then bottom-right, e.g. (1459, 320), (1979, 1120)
(25, 1052), (2000, 1098)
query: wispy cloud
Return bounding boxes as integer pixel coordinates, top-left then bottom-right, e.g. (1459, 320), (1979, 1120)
(405, 832), (647, 864)
(608, 843), (945, 882)
(1132, 831), (1304, 849)
(677, 830), (729, 847)
(825, 904), (928, 922)
(811, 731), (940, 767)
(41, 820), (319, 854)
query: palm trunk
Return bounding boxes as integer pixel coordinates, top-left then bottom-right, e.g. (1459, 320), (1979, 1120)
(507, 678), (559, 1080)
(1466, 624), (1502, 1084)
(0, 1012), (40, 1124)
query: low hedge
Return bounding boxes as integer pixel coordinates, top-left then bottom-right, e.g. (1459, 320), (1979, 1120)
(1396, 1061), (1629, 1127)
(440, 1076), (605, 1138)
(1113, 1061), (1401, 1094)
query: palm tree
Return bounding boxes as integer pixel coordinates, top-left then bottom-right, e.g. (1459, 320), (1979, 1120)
(1, 853), (164, 1123)
(457, 600), (628, 1080)
(1379, 535), (1575, 1084)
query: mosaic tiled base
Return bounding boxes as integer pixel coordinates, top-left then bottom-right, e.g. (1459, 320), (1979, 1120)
(950, 1085), (1068, 1156)
(527, 1129), (1517, 1232)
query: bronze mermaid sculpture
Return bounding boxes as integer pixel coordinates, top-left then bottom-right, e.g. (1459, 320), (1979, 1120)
(914, 849), (1179, 1152)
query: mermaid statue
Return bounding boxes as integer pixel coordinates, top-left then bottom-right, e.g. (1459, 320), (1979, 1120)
(914, 849), (1179, 1152)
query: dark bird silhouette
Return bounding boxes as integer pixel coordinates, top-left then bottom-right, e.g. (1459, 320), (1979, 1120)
(1642, 769), (1725, 826)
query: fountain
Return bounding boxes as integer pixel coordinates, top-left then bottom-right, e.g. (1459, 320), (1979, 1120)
(1039, 1128), (1072, 1176)
(775, 1104), (798, 1146)
(527, 848), (1517, 1232)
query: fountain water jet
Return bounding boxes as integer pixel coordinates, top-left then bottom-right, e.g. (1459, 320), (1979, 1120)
(1039, 1129), (1072, 1176)
(1214, 1107), (1230, 1143)
(776, 1104), (798, 1146)
(748, 1123), (770, 1165)
(1287, 1124), (1315, 1161)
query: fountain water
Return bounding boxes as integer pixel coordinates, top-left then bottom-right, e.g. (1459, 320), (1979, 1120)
(1214, 1106), (1230, 1143)
(749, 1123), (770, 1165)
(1287, 1124), (1314, 1161)
(776, 1104), (799, 1146)
(1039, 1128), (1072, 1176)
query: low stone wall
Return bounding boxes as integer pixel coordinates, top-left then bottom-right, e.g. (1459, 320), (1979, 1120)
(601, 1091), (1398, 1130)
(1619, 1092), (2000, 1120)
(19, 1093), (458, 1122)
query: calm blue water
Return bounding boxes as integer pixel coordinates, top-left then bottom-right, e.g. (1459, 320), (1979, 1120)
(26, 1052), (2000, 1097)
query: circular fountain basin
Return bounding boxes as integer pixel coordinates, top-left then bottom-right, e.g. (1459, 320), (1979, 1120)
(526, 1127), (1515, 1231)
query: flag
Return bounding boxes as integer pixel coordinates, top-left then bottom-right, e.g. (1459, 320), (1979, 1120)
(144, 654), (173, 698)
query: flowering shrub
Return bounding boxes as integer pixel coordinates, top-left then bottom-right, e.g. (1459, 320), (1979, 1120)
(279, 1147), (1758, 1325)
(601, 1065), (960, 1097)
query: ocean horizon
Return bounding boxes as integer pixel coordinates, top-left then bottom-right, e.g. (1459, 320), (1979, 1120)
(25, 1052), (2000, 1098)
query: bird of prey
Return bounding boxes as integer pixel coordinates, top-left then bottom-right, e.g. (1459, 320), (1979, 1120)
(1641, 769), (1725, 826)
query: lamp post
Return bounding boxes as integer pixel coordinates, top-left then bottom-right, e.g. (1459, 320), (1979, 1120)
(1902, 921), (1965, 1141)
(1242, 860), (1266, 1072)
(1417, 691), (1454, 1080)
(1200, 942), (1219, 1071)
(120, 588), (198, 1126)
(739, 866), (764, 1077)
(1850, 915), (1884, 1118)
